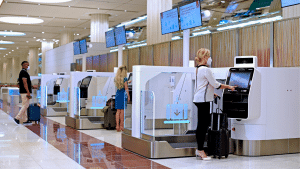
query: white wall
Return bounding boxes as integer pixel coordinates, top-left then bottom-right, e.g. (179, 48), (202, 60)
(45, 42), (110, 74)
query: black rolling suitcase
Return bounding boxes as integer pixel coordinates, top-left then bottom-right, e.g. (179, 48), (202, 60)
(207, 97), (229, 159)
(27, 103), (41, 123)
(104, 95), (116, 130)
(104, 107), (116, 130)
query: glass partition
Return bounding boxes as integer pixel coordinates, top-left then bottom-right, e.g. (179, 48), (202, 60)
(124, 92), (131, 131)
(140, 72), (193, 138)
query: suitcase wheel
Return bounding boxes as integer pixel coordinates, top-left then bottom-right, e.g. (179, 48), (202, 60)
(218, 155), (222, 159)
(225, 154), (228, 158)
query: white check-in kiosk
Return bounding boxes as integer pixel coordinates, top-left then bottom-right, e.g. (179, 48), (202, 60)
(226, 56), (300, 156)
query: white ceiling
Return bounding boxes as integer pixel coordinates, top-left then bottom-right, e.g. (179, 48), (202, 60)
(0, 0), (150, 59)
(0, 0), (273, 60)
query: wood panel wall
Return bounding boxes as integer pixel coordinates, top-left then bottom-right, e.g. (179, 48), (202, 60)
(92, 55), (100, 72)
(128, 48), (140, 72)
(190, 34), (211, 61)
(239, 23), (271, 67)
(140, 45), (154, 65)
(86, 56), (93, 71)
(107, 52), (118, 72)
(76, 59), (82, 71)
(212, 30), (237, 67)
(99, 54), (108, 72)
(154, 42), (170, 66)
(170, 40), (183, 66)
(274, 18), (300, 67)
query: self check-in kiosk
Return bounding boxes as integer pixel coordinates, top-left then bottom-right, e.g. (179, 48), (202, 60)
(225, 56), (300, 156)
(40, 74), (70, 117)
(79, 76), (92, 116)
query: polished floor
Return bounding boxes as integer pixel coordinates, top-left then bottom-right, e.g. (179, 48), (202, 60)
(0, 110), (300, 169)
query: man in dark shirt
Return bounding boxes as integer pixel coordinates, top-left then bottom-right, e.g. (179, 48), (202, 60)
(14, 61), (32, 124)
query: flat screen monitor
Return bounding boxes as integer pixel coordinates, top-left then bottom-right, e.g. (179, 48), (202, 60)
(179, 1), (202, 30)
(73, 41), (80, 55)
(81, 77), (92, 86)
(105, 29), (116, 48)
(228, 72), (252, 89)
(160, 8), (180, 35)
(55, 78), (63, 85)
(115, 26), (127, 46)
(80, 39), (87, 54)
(281, 0), (300, 7)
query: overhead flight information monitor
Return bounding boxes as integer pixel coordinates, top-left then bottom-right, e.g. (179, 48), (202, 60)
(160, 8), (180, 35)
(179, 1), (202, 30)
(228, 72), (252, 89)
(115, 26), (127, 46)
(73, 41), (80, 55)
(105, 29), (116, 48)
(281, 0), (300, 7)
(80, 39), (87, 54)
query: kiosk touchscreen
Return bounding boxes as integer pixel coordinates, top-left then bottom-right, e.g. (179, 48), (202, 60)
(223, 68), (254, 119)
(80, 76), (92, 98)
(54, 78), (63, 95)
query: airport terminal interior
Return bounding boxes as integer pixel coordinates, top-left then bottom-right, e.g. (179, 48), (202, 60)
(1, 0), (300, 169)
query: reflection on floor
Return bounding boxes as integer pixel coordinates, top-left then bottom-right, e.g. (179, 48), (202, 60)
(1, 109), (300, 169)
(0, 110), (169, 169)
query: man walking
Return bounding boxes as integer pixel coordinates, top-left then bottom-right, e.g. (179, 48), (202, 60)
(14, 61), (32, 124)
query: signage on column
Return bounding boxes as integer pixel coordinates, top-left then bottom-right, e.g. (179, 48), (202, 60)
(160, 8), (180, 35)
(179, 1), (202, 30)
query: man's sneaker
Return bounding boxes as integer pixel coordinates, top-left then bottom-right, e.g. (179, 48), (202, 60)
(14, 118), (20, 124)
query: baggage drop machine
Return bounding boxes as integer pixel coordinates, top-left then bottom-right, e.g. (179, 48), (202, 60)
(66, 72), (116, 129)
(40, 74), (70, 117)
(224, 56), (300, 156)
(122, 65), (229, 158)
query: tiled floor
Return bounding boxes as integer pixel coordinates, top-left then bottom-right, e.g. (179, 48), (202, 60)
(1, 110), (300, 169)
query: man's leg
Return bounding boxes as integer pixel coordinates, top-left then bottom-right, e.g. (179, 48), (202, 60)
(15, 94), (30, 123)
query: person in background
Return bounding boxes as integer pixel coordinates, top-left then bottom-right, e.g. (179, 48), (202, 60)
(193, 48), (236, 160)
(14, 61), (32, 124)
(114, 65), (130, 132)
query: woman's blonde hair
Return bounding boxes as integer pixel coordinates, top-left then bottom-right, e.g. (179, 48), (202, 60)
(195, 48), (210, 64)
(114, 65), (128, 90)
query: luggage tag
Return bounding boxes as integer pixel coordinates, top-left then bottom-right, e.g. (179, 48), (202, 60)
(92, 91), (107, 108)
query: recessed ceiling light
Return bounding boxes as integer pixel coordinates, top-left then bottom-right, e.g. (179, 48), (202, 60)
(0, 48), (7, 50)
(43, 39), (46, 40)
(16, 47), (19, 49)
(33, 37), (36, 38)
(9, 52), (11, 53)
(0, 17), (44, 24)
(42, 32), (44, 34)
(0, 31), (26, 36)
(6, 54), (8, 55)
(12, 50), (14, 51)
(26, 41), (29, 43)
(23, 0), (72, 3)
(0, 40), (14, 44)
(76, 34), (79, 35)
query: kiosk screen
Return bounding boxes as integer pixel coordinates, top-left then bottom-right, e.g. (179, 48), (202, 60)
(228, 72), (251, 88)
(55, 78), (63, 85)
(81, 78), (91, 86)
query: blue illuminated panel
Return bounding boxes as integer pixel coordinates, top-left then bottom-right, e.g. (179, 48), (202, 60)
(115, 26), (127, 46)
(281, 0), (300, 7)
(105, 30), (116, 48)
(179, 1), (202, 30)
(79, 39), (87, 54)
(160, 8), (180, 35)
(73, 41), (80, 55)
